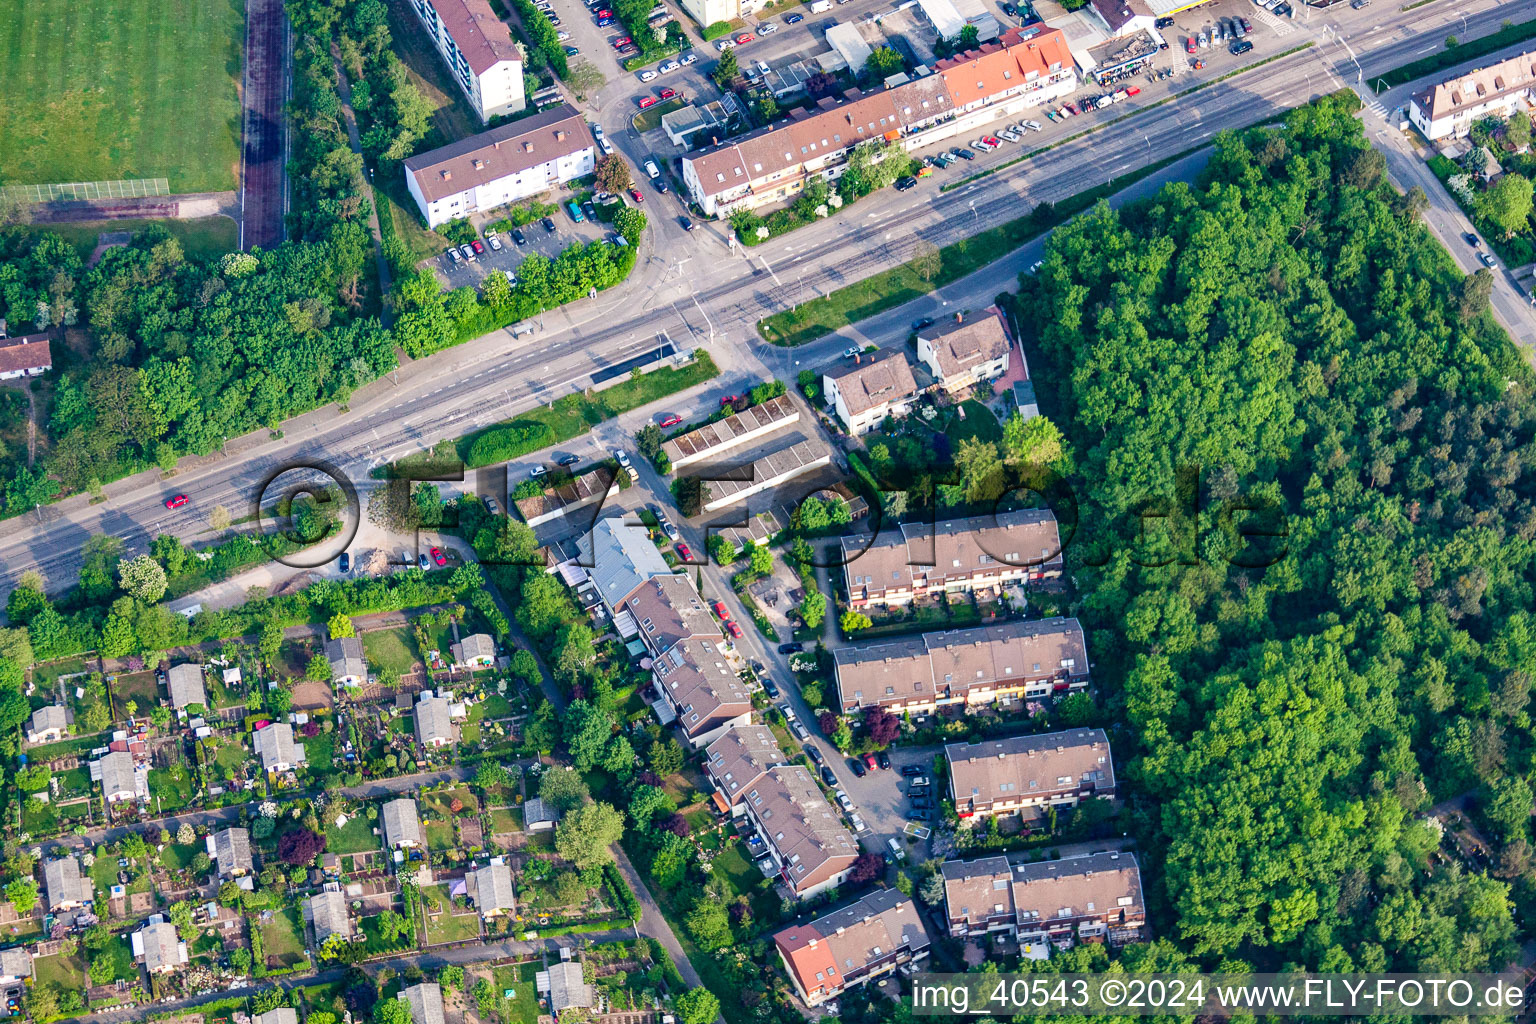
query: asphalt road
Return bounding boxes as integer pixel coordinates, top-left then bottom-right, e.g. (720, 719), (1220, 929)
(1, 0), (1531, 603)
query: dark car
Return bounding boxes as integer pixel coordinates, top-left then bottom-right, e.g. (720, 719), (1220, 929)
(820, 766), (837, 787)
(1466, 232), (1481, 247)
(556, 453), (580, 466)
(542, 216), (557, 232)
(1154, 15), (1173, 26)
(338, 551), (351, 573)
(779, 642), (805, 654)
(512, 228), (527, 245)
(907, 810), (930, 821)
(848, 758), (867, 778)
(900, 764), (923, 777)
(1001, 1), (1017, 13)
(911, 316), (935, 331)
(1230, 39), (1252, 54)
(786, 11), (803, 20)
(805, 745), (824, 764)
(877, 750), (891, 770)
(565, 45), (580, 54)
(761, 677), (780, 698)
(680, 216), (694, 231)
(895, 175), (918, 191)
(954, 147), (975, 159)
(910, 795), (934, 808)
(583, 201), (598, 220)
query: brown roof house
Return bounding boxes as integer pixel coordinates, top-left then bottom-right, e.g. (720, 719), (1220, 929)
(26, 705), (70, 744)
(704, 724), (786, 810)
(404, 0), (524, 122)
(404, 104), (595, 228)
(450, 633), (496, 669)
(0, 333), (52, 380)
(916, 309), (1012, 394)
(774, 889), (931, 1006)
(842, 509), (1064, 609)
(941, 851), (1145, 947)
(946, 729), (1115, 821)
(651, 639), (754, 748)
(616, 574), (719, 659)
(822, 350), (919, 435)
(741, 765), (859, 899)
(1410, 51), (1536, 141)
(133, 916), (188, 973)
(833, 618), (1089, 715)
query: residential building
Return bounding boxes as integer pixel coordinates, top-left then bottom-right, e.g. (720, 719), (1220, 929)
(0, 333), (52, 379)
(523, 797), (560, 831)
(210, 827), (254, 879)
(842, 509), (1064, 609)
(617, 575), (718, 659)
(704, 724), (785, 809)
(327, 636), (367, 687)
(401, 982), (446, 1024)
(945, 729), (1115, 820)
(253, 722), (306, 773)
(681, 28), (1075, 216)
(135, 917), (188, 973)
(1410, 52), (1536, 141)
(43, 855), (92, 912)
(822, 350), (919, 435)
(652, 638), (755, 748)
(774, 889), (931, 1006)
(450, 633), (496, 668)
(940, 851), (1145, 945)
(742, 765), (860, 899)
(661, 394), (800, 470)
(468, 859), (516, 918)
(0, 947), (32, 984)
(26, 704), (70, 744)
(542, 960), (593, 1014)
(405, 0), (524, 122)
(675, 0), (741, 33)
(256, 1010), (299, 1024)
(916, 309), (1012, 394)
(167, 663), (208, 710)
(415, 690), (456, 748)
(404, 104), (594, 228)
(304, 885), (353, 945)
(833, 618), (1089, 715)
(98, 749), (139, 804)
(384, 798), (425, 848)
(587, 516), (675, 612)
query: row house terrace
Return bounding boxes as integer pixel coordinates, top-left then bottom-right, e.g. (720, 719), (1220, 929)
(843, 509), (1064, 609)
(945, 729), (1114, 819)
(833, 617), (1089, 715)
(774, 889), (932, 1006)
(741, 764), (860, 899)
(941, 851), (1145, 947)
(683, 27), (1074, 216)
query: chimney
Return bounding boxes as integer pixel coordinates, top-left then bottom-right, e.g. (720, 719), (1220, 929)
(523, 141), (534, 152)
(440, 170), (452, 180)
(472, 159), (485, 170)
(854, 353), (861, 364)
(556, 129), (567, 140)
(954, 312), (963, 323)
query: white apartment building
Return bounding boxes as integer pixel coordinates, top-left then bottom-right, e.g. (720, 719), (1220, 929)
(407, 0), (525, 122)
(1409, 52), (1536, 141)
(404, 104), (595, 227)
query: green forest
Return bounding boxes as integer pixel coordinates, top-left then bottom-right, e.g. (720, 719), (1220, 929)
(1016, 93), (1532, 972)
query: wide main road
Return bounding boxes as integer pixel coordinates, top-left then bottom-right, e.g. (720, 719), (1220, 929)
(0, 0), (1528, 598)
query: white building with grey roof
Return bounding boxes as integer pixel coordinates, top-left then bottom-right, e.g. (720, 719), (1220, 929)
(0, 947), (32, 984)
(304, 885), (354, 945)
(253, 722), (306, 773)
(326, 637), (367, 687)
(26, 705), (70, 744)
(43, 855), (92, 911)
(383, 798), (425, 849)
(450, 633), (496, 668)
(255, 1009), (299, 1024)
(166, 663), (209, 709)
(468, 860), (515, 919)
(541, 961), (593, 1015)
(588, 516), (675, 613)
(97, 749), (140, 804)
(415, 690), (457, 748)
(134, 916), (188, 973)
(210, 827), (254, 879)
(401, 982), (446, 1024)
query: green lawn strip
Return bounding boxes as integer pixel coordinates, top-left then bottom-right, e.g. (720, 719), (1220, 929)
(362, 627), (421, 676)
(425, 819), (457, 850)
(1375, 17), (1536, 88)
(15, 218), (239, 263)
(0, 0), (243, 192)
(488, 806), (522, 833)
(326, 811), (380, 854)
(422, 883), (483, 943)
(32, 952), (85, 990)
(490, 962), (542, 1024)
(457, 351), (721, 466)
(260, 907), (308, 965)
(944, 398), (1003, 443)
(758, 153), (1191, 346)
(103, 933), (139, 982)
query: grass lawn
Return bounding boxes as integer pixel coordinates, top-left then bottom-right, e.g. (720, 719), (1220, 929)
(632, 97), (685, 133)
(490, 962), (542, 1024)
(362, 627), (420, 677)
(89, 854), (120, 899)
(422, 883), (483, 944)
(488, 806), (522, 833)
(149, 767), (196, 811)
(943, 399), (1003, 444)
(260, 906), (308, 966)
(102, 933), (139, 983)
(474, 694), (515, 719)
(460, 352), (722, 467)
(0, 0), (244, 192)
(213, 738), (249, 771)
(358, 912), (414, 956)
(424, 819), (456, 850)
(53, 766), (91, 798)
(32, 952), (85, 990)
(326, 812), (380, 854)
(422, 786), (477, 818)
(17, 218), (239, 264)
(111, 669), (162, 717)
(159, 841), (202, 872)
(32, 657), (89, 691)
(21, 797), (58, 833)
(305, 731), (336, 770)
(756, 155), (1188, 346)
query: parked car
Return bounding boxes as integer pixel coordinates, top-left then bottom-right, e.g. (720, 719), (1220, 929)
(716, 38), (736, 50)
(556, 453), (580, 466)
(1230, 38), (1252, 53)
(779, 641), (805, 654)
(483, 496), (500, 514)
(564, 45), (580, 54)
(895, 175), (917, 190)
(638, 95), (657, 108)
(735, 31), (755, 42)
(680, 51), (697, 64)
(459, 243), (476, 262)
(1155, 15), (1174, 26)
(761, 677), (780, 698)
(486, 231), (503, 251)
(557, 29), (571, 39)
(720, 393), (740, 406)
(1240, 16), (1252, 30)
(910, 796), (933, 809)
(660, 59), (681, 72)
(430, 546), (447, 567)
(820, 766), (837, 787)
(907, 810), (930, 822)
(901, 764), (923, 776)
(165, 494), (190, 509)
(713, 600), (732, 620)
(1351, 0), (1369, 7)
(786, 12), (803, 21)
(726, 620), (743, 638)
(339, 550), (353, 572)
(596, 15), (614, 24)
(792, 721), (811, 741)
(863, 752), (878, 771)
(1466, 233), (1481, 247)
(679, 215), (693, 231)
(628, 187), (645, 202)
(954, 147), (975, 159)
(659, 412), (683, 427)
(911, 316), (935, 330)
(583, 201), (597, 220)
(658, 87), (677, 100)
(675, 540), (693, 560)
(446, 247), (462, 266)
(419, 552), (430, 569)
(908, 776), (930, 788)
(470, 239), (485, 254)
(613, 35), (633, 46)
(640, 68), (658, 81)
(542, 216), (557, 233)
(887, 837), (906, 861)
(1185, 35), (1196, 53)
(1481, 252), (1498, 267)
(805, 744), (823, 764)
(877, 750), (891, 770)
(530, 465), (547, 478)
(849, 758), (867, 777)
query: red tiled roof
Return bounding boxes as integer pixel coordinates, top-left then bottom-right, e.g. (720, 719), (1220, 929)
(421, 0), (520, 74)
(0, 334), (51, 375)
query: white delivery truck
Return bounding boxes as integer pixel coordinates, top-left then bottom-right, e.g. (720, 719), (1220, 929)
(644, 158), (661, 178)
(809, 1), (832, 12)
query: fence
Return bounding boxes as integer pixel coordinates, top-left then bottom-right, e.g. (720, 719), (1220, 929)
(1, 178), (171, 203)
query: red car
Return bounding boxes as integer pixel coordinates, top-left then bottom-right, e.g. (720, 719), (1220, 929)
(596, 7), (612, 15)
(726, 620), (744, 639)
(628, 187), (644, 202)
(864, 752), (878, 770)
(1185, 35), (1196, 53)
(713, 600), (732, 621)
(164, 494), (189, 509)
(735, 32), (754, 43)
(658, 87), (677, 100)
(659, 413), (683, 428)
(612, 35), (632, 46)
(675, 541), (693, 561)
(430, 546), (447, 566)
(638, 96), (657, 108)
(471, 239), (485, 254)
(720, 394), (740, 406)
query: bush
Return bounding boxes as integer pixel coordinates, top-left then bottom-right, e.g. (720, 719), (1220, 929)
(702, 20), (733, 39)
(466, 420), (557, 467)
(439, 219), (477, 244)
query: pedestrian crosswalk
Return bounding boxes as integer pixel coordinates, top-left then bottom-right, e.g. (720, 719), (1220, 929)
(1253, 8), (1295, 35)
(1364, 98), (1388, 118)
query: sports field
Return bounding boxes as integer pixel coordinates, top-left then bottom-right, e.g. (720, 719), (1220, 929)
(0, 0), (246, 193)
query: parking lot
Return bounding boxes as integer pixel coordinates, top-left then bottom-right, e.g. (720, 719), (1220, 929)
(431, 204), (614, 289)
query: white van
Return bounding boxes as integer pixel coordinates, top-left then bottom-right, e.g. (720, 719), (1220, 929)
(887, 837), (905, 861)
(644, 158), (661, 178)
